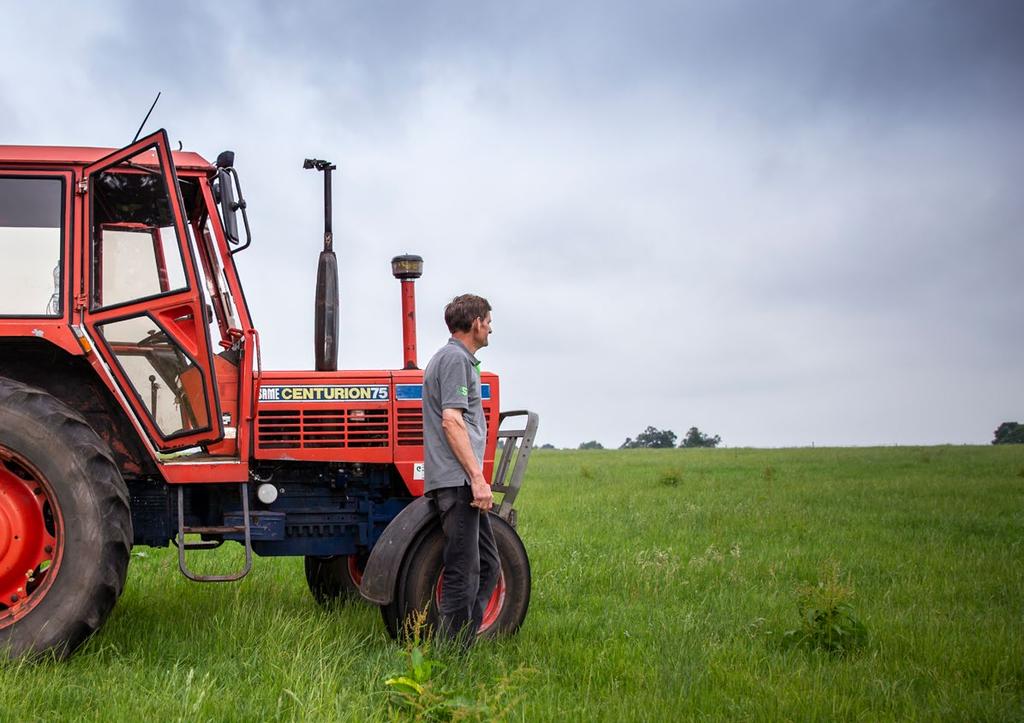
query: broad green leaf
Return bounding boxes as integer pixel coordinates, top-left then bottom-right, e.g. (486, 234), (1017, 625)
(411, 648), (426, 681)
(385, 676), (423, 696)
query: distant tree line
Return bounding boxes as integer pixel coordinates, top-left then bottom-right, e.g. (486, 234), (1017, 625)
(617, 425), (721, 449)
(621, 426), (676, 448)
(569, 421), (1024, 449)
(992, 422), (1024, 445)
(680, 427), (721, 448)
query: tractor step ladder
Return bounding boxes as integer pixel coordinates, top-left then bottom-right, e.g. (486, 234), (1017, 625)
(491, 410), (539, 528)
(176, 483), (253, 582)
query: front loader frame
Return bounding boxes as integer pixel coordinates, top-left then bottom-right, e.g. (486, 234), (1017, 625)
(490, 410), (539, 528)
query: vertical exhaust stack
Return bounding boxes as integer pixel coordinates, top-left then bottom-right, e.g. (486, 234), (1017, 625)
(305, 158), (339, 372)
(391, 255), (423, 369)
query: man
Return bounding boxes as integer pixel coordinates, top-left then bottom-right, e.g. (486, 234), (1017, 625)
(422, 293), (498, 647)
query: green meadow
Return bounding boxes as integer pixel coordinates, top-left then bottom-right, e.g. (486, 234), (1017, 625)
(2, 446), (1022, 721)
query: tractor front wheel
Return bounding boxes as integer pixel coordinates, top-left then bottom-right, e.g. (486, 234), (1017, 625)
(380, 514), (530, 640)
(0, 378), (132, 660)
(304, 553), (367, 607)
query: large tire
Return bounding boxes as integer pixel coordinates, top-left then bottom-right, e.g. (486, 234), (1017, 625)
(304, 553), (367, 607)
(0, 377), (132, 660)
(380, 514), (530, 641)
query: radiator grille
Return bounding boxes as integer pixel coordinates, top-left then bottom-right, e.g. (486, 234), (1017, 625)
(257, 408), (389, 449)
(396, 408), (423, 446)
(394, 405), (495, 448)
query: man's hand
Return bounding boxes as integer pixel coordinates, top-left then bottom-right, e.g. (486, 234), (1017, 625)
(469, 471), (493, 511)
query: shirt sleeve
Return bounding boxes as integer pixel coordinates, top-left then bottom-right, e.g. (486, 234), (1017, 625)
(437, 354), (471, 411)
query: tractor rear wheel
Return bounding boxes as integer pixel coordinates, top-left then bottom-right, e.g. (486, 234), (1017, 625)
(0, 377), (132, 660)
(304, 553), (367, 606)
(380, 514), (530, 641)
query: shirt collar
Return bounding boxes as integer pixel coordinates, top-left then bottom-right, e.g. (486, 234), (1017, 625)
(448, 337), (479, 365)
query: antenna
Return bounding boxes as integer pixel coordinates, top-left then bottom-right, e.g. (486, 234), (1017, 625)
(132, 92), (162, 144)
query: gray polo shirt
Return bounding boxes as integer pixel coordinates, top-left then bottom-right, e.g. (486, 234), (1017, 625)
(422, 338), (487, 493)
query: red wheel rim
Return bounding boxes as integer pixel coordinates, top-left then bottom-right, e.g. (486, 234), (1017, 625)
(435, 568), (506, 634)
(347, 555), (363, 587)
(0, 445), (63, 627)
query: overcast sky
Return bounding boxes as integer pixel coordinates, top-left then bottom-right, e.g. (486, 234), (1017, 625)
(2, 1), (1022, 447)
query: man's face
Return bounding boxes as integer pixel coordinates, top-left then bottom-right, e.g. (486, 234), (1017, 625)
(472, 312), (493, 348)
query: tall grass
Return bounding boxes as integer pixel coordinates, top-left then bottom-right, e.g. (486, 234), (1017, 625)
(2, 445), (1022, 721)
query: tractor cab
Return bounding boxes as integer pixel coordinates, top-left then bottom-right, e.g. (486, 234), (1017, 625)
(0, 132), (251, 466)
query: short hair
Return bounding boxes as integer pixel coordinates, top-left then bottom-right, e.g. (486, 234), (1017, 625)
(444, 294), (491, 333)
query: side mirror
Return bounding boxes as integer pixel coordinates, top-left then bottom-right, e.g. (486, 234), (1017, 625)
(217, 169), (240, 244)
(212, 151), (252, 254)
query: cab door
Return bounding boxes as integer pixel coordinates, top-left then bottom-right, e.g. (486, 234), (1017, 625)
(82, 130), (223, 450)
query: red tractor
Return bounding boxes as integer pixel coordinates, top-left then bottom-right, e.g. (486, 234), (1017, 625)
(0, 129), (537, 659)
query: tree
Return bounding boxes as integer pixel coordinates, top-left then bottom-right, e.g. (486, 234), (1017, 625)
(578, 440), (604, 450)
(680, 426), (721, 448)
(620, 426), (677, 449)
(992, 422), (1024, 445)
(538, 443), (556, 449)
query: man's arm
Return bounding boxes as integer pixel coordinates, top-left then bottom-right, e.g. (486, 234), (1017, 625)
(441, 407), (493, 511)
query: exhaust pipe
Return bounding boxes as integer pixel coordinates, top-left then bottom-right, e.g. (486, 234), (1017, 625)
(305, 158), (339, 372)
(391, 254), (423, 369)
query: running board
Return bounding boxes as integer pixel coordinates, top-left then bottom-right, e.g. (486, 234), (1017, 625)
(491, 410), (539, 527)
(176, 483), (253, 582)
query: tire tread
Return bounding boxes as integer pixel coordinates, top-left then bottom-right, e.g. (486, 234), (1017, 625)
(0, 376), (132, 659)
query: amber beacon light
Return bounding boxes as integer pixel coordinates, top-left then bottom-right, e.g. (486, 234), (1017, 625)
(391, 254), (423, 369)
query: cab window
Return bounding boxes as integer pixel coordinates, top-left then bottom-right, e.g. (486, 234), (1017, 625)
(0, 176), (63, 316)
(90, 171), (188, 309)
(95, 315), (210, 437)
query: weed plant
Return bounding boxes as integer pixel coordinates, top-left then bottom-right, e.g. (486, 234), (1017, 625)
(782, 559), (868, 655)
(658, 467), (683, 486)
(384, 611), (469, 720)
(384, 610), (531, 721)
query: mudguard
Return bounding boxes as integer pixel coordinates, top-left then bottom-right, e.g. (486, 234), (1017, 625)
(359, 495), (439, 605)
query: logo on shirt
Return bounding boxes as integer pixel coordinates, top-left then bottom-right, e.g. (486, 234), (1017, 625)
(458, 385), (468, 396)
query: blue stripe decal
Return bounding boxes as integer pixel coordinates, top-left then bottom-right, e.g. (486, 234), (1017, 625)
(395, 384), (491, 400)
(395, 384), (422, 401)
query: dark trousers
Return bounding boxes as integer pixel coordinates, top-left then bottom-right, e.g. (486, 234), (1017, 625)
(429, 484), (500, 646)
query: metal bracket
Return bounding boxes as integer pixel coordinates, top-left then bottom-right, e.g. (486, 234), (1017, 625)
(491, 410), (539, 527)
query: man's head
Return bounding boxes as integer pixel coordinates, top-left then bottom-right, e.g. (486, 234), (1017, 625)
(445, 294), (492, 352)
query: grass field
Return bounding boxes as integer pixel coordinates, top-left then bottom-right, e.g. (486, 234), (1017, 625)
(2, 446), (1022, 721)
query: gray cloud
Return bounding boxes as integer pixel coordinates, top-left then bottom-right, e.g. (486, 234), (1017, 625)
(2, 0), (1021, 447)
